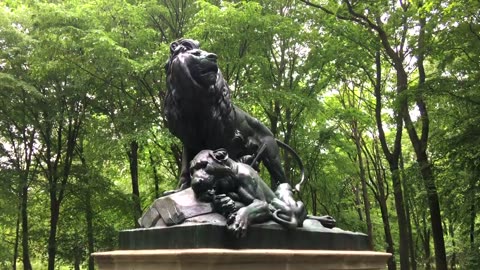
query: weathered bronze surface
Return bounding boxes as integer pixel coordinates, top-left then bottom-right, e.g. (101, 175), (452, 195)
(135, 187), (367, 250)
(131, 39), (371, 249)
(188, 149), (306, 237)
(120, 224), (370, 250)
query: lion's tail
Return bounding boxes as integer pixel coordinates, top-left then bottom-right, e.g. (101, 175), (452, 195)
(271, 209), (298, 229)
(276, 140), (306, 193)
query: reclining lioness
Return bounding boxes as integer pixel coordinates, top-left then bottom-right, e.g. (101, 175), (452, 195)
(189, 149), (306, 238)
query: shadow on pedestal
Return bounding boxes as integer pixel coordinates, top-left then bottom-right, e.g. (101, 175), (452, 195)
(119, 221), (369, 250)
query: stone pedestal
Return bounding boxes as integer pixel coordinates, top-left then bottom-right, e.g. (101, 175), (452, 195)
(119, 222), (370, 250)
(92, 248), (391, 270)
(94, 188), (391, 269)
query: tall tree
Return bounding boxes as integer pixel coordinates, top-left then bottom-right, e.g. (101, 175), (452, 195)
(0, 75), (36, 270)
(300, 1), (449, 269)
(24, 4), (92, 269)
(76, 0), (167, 226)
(0, 9), (36, 269)
(332, 79), (375, 249)
(427, 1), (480, 266)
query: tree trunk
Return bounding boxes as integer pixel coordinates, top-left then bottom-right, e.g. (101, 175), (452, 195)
(403, 55), (447, 269)
(78, 142), (95, 270)
(411, 197), (431, 270)
(373, 50), (410, 270)
(399, 10), (447, 270)
(74, 253), (81, 270)
(391, 168), (411, 270)
(470, 198), (475, 246)
(400, 154), (417, 270)
(13, 209), (20, 270)
(21, 182), (32, 270)
(47, 199), (60, 270)
(449, 222), (456, 270)
(353, 123), (373, 249)
(377, 187), (396, 270)
(353, 183), (363, 221)
(149, 149), (161, 199)
(268, 101), (280, 137)
(421, 212), (432, 270)
(128, 140), (142, 227)
(310, 187), (317, 216)
(405, 191), (417, 270)
(469, 168), (476, 247)
(370, 140), (396, 270)
(86, 181), (95, 270)
(416, 160), (446, 270)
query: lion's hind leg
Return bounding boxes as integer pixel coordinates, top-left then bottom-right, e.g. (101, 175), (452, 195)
(227, 199), (270, 238)
(269, 198), (298, 228)
(273, 184), (307, 227)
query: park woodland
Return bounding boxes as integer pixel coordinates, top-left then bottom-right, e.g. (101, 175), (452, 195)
(0, 0), (479, 269)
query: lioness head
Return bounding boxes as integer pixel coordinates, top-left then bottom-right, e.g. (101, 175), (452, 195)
(190, 149), (232, 199)
(166, 39), (220, 96)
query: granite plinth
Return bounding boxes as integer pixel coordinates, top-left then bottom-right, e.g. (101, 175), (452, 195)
(92, 249), (391, 270)
(120, 221), (369, 250)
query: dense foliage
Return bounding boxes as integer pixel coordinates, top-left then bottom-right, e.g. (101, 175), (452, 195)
(0, 0), (479, 269)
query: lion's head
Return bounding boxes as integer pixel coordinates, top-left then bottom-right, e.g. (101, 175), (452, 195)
(164, 39), (234, 147)
(166, 39), (224, 97)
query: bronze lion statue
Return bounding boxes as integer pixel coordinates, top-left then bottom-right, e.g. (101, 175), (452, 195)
(164, 39), (303, 193)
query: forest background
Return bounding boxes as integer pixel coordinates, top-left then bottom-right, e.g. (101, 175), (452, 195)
(0, 0), (479, 269)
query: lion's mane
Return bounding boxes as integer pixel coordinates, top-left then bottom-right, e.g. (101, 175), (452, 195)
(164, 39), (235, 150)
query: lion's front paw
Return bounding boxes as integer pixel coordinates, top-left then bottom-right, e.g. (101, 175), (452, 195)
(227, 208), (249, 238)
(213, 194), (237, 216)
(319, 215), (336, 228)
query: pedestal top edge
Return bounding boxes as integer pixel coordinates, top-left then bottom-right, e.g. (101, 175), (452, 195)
(92, 249), (391, 258)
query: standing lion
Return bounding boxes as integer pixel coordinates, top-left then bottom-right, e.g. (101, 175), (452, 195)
(164, 39), (296, 193)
